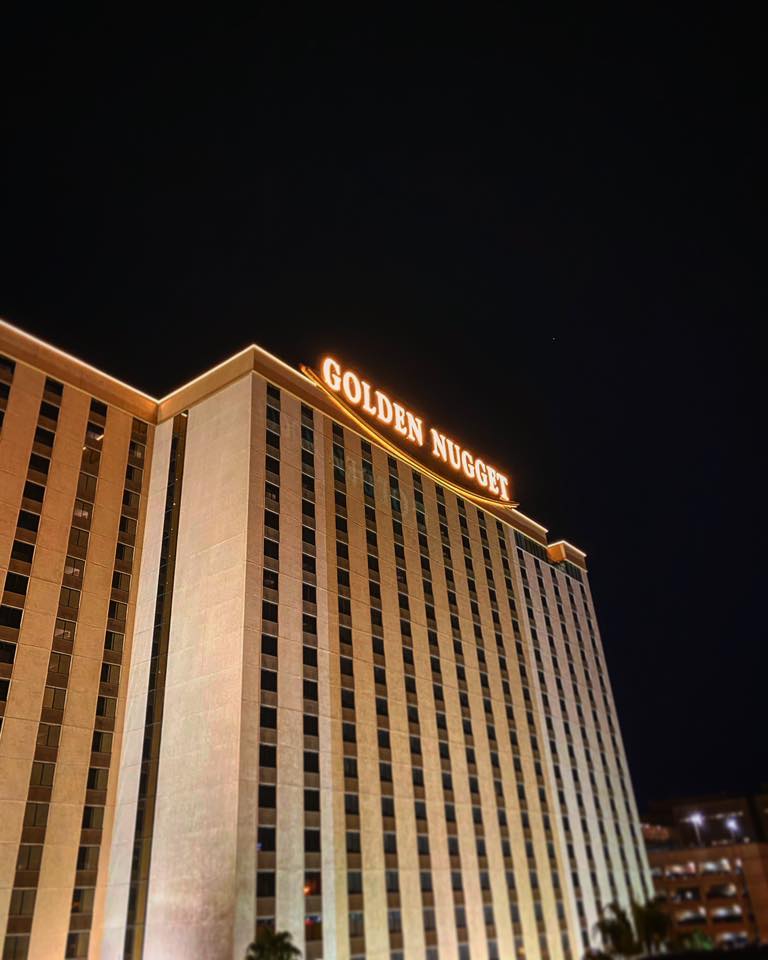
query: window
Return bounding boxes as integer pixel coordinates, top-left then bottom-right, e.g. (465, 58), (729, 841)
(92, 730), (112, 753)
(17, 510), (40, 532)
(347, 832), (361, 853)
(82, 806), (104, 829)
(23, 480), (45, 503)
(96, 696), (116, 718)
(258, 785), (276, 808)
(16, 845), (43, 870)
(304, 829), (321, 852)
(257, 872), (276, 898)
(87, 767), (109, 790)
(263, 539), (279, 560)
(59, 587), (80, 610)
(71, 887), (95, 914)
(0, 606), (23, 629)
(24, 803), (48, 827)
(304, 871), (321, 896)
(258, 827), (276, 852)
(42, 686), (66, 711)
(262, 634), (278, 657)
(37, 723), (60, 747)
(260, 706), (277, 729)
(99, 663), (119, 686)
(348, 871), (363, 894)
(262, 601), (278, 624)
(9, 889), (36, 917)
(11, 540), (34, 563)
(112, 571), (130, 592)
(1, 641), (17, 665)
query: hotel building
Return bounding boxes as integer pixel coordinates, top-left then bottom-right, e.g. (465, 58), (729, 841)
(0, 319), (651, 960)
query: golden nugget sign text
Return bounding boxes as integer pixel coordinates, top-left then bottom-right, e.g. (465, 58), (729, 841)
(321, 357), (511, 502)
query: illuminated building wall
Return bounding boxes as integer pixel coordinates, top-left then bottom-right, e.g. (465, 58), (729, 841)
(0, 320), (651, 960)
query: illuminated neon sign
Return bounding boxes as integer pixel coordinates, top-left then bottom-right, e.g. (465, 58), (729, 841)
(302, 357), (514, 507)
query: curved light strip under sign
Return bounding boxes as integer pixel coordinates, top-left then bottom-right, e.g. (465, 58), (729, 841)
(301, 364), (518, 510)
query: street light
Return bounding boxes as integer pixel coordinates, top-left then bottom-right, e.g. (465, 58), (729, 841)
(725, 816), (739, 841)
(688, 812), (705, 846)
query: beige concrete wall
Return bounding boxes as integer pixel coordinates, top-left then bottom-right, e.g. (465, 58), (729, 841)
(142, 376), (252, 960)
(100, 420), (172, 958)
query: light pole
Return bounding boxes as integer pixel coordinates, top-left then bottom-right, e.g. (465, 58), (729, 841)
(688, 812), (705, 846)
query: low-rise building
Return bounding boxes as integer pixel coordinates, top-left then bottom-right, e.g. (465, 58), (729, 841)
(643, 794), (768, 948)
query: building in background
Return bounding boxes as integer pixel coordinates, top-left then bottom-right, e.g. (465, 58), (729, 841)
(1, 319), (650, 960)
(643, 793), (768, 948)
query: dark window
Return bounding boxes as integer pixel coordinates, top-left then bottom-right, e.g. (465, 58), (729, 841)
(262, 601), (278, 624)
(28, 453), (50, 475)
(260, 706), (277, 729)
(257, 872), (276, 898)
(17, 510), (40, 532)
(4, 573), (27, 596)
(262, 634), (277, 657)
(263, 539), (279, 560)
(258, 827), (276, 852)
(0, 641), (17, 665)
(259, 785), (276, 808)
(10, 540), (34, 563)
(0, 606), (22, 629)
(304, 830), (321, 852)
(261, 669), (277, 692)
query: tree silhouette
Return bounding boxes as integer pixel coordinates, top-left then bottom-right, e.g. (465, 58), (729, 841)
(245, 928), (301, 960)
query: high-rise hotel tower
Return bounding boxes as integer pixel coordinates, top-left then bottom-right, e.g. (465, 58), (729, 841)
(0, 320), (650, 960)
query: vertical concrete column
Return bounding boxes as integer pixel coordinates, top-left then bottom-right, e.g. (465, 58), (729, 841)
(141, 377), (252, 960)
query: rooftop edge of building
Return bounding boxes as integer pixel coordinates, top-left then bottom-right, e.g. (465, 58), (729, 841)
(0, 316), (588, 569)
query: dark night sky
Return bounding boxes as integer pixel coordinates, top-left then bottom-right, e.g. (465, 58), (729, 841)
(2, 10), (765, 807)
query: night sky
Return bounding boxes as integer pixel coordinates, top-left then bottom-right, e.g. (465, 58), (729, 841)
(2, 10), (764, 808)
